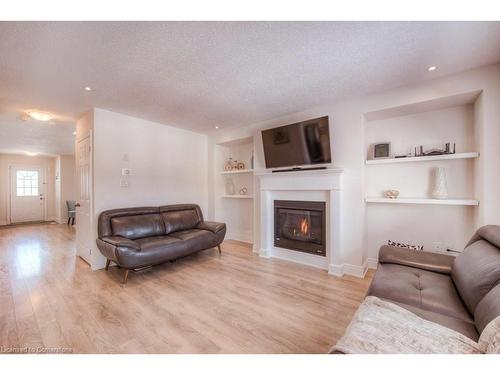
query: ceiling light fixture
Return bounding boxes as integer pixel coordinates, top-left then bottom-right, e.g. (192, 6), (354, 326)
(73, 131), (77, 136)
(84, 86), (93, 91)
(25, 151), (38, 156)
(215, 125), (220, 129)
(27, 110), (54, 122)
(428, 66), (437, 72)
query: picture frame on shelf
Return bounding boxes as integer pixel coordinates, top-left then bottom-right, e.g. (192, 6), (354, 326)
(373, 142), (390, 159)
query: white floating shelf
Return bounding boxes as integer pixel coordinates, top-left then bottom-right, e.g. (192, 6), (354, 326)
(365, 197), (479, 206)
(365, 152), (479, 165)
(220, 169), (254, 175)
(221, 195), (254, 199)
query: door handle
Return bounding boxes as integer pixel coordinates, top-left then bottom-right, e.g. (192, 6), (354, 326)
(75, 203), (81, 207)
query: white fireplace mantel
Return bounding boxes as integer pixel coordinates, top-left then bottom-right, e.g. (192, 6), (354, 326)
(256, 168), (344, 275)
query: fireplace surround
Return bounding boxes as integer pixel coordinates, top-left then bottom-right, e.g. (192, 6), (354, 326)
(274, 200), (326, 256)
(257, 167), (344, 274)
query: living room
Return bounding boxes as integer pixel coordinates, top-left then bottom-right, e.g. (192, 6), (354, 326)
(1, 1), (499, 373)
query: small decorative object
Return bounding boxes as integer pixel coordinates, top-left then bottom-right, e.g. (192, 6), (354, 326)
(239, 187), (248, 195)
(224, 157), (234, 171)
(388, 240), (423, 251)
(236, 161), (245, 170)
(373, 143), (390, 159)
(431, 167), (448, 199)
(225, 178), (235, 195)
(383, 190), (399, 199)
(416, 143), (456, 157)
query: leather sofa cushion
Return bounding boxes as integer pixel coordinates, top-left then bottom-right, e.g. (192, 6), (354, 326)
(161, 209), (201, 234)
(169, 229), (217, 251)
(197, 221), (226, 234)
(378, 245), (454, 274)
(126, 236), (189, 268)
(101, 236), (141, 250)
(389, 300), (479, 341)
(368, 263), (473, 323)
(452, 239), (500, 315)
(111, 213), (165, 239)
(473, 283), (500, 334)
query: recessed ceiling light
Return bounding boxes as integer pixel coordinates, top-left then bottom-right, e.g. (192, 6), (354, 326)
(25, 151), (38, 156)
(73, 131), (76, 136)
(428, 66), (437, 72)
(27, 110), (53, 122)
(215, 125), (220, 129)
(84, 86), (93, 91)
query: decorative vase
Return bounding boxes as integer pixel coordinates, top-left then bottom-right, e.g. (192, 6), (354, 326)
(225, 178), (235, 195)
(431, 167), (448, 199)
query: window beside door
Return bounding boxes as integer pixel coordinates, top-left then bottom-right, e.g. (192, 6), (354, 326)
(16, 170), (39, 197)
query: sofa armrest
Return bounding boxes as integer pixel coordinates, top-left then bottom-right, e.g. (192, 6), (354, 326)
(101, 236), (141, 251)
(378, 245), (454, 274)
(197, 221), (226, 234)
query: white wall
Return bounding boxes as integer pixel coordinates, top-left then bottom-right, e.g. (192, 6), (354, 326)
(0, 153), (56, 225)
(208, 63), (500, 271)
(54, 154), (76, 223)
(90, 108), (209, 269)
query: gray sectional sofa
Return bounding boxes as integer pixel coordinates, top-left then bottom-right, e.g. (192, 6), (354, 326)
(366, 225), (500, 342)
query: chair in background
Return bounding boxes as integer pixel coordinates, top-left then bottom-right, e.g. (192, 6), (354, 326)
(66, 200), (76, 225)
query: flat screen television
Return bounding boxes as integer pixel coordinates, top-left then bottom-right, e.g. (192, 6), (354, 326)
(261, 116), (331, 169)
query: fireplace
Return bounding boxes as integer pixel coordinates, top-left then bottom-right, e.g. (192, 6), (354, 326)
(274, 200), (326, 256)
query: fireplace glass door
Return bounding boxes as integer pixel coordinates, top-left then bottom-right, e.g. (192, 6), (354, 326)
(274, 200), (326, 256)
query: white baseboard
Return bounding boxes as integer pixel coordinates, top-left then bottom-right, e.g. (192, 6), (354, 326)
(328, 261), (369, 278)
(259, 248), (271, 258)
(328, 263), (344, 277)
(226, 232), (253, 244)
(367, 257), (378, 270)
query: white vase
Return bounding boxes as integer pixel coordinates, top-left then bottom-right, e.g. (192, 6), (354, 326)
(431, 167), (448, 199)
(225, 178), (235, 195)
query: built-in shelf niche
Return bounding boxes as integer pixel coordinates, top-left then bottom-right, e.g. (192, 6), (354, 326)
(363, 90), (481, 256)
(214, 136), (255, 243)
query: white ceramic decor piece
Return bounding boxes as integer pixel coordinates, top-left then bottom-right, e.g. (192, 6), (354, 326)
(431, 167), (448, 199)
(225, 178), (236, 195)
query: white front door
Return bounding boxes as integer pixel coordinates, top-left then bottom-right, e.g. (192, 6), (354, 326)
(75, 136), (92, 264)
(10, 167), (45, 223)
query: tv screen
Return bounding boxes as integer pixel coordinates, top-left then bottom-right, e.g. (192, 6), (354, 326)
(261, 116), (331, 169)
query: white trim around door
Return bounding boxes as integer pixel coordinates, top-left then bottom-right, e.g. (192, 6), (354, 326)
(8, 165), (48, 224)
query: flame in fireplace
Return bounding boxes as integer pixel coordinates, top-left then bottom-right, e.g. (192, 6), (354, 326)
(300, 217), (309, 235)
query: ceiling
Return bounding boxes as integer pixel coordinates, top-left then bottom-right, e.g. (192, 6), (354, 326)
(0, 112), (74, 155)
(1, 22), (499, 150)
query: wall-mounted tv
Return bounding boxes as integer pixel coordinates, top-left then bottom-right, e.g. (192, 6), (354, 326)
(261, 116), (331, 169)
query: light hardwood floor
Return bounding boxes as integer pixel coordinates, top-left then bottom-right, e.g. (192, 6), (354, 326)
(0, 223), (373, 353)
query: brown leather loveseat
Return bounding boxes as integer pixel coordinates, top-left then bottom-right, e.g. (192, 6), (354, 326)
(96, 204), (226, 283)
(367, 225), (500, 342)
